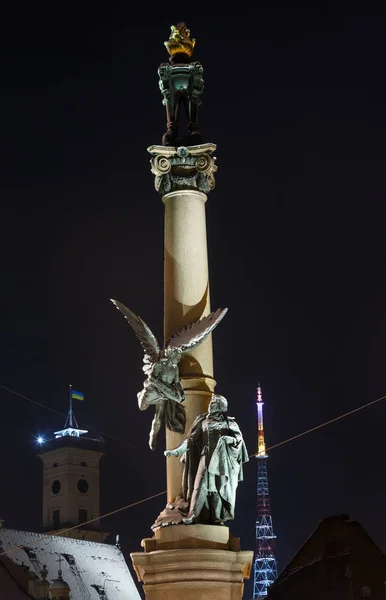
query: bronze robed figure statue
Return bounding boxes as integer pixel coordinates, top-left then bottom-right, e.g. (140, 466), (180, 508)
(158, 23), (204, 147)
(155, 394), (248, 528)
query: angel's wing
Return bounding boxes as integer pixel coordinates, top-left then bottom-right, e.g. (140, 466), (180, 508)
(111, 299), (161, 363)
(166, 307), (228, 353)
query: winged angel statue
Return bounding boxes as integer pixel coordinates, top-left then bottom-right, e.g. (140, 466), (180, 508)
(111, 299), (227, 450)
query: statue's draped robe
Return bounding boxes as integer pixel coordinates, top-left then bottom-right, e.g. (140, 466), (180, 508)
(137, 362), (185, 449)
(181, 413), (248, 522)
(138, 379), (185, 432)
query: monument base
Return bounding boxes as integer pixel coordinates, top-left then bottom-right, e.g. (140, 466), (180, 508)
(131, 525), (253, 600)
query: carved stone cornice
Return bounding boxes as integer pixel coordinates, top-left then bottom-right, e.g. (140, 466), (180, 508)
(147, 143), (217, 195)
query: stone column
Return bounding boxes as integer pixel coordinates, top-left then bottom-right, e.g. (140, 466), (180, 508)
(148, 143), (218, 502)
(132, 144), (253, 600)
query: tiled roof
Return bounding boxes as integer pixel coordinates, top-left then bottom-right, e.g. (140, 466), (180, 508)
(0, 528), (141, 600)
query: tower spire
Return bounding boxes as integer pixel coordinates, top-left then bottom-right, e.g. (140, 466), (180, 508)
(256, 383), (267, 458)
(55, 386), (87, 439)
(253, 384), (278, 597)
(64, 384), (79, 429)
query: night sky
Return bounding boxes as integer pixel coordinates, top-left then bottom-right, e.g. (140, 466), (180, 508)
(1, 5), (386, 598)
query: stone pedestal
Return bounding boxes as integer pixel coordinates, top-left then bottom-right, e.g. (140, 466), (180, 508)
(131, 525), (253, 600)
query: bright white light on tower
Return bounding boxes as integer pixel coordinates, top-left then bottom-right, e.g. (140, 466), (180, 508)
(37, 436), (44, 445)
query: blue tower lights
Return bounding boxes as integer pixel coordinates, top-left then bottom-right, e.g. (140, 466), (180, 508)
(253, 384), (278, 598)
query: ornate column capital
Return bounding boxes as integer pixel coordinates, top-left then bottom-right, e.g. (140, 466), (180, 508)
(147, 143), (217, 196)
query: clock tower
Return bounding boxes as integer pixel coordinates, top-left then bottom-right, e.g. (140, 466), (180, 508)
(38, 401), (108, 543)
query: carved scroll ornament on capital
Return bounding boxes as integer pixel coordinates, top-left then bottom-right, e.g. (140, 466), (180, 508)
(148, 144), (217, 195)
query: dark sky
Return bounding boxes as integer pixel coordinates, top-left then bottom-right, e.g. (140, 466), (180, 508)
(1, 4), (386, 598)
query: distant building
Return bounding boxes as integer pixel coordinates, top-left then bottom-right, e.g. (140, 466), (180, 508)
(38, 422), (107, 543)
(267, 514), (386, 600)
(0, 403), (141, 599)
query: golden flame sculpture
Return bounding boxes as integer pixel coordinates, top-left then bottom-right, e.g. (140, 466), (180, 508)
(164, 23), (196, 58)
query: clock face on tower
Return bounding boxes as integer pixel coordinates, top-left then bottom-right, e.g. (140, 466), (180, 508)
(51, 480), (61, 495)
(77, 478), (89, 494)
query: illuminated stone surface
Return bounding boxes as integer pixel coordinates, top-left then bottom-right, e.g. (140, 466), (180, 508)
(162, 186), (216, 502)
(131, 546), (253, 600)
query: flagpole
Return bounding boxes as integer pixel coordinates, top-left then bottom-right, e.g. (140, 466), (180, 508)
(69, 384), (73, 428)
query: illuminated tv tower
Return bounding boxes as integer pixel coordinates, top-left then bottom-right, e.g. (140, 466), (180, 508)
(253, 384), (278, 598)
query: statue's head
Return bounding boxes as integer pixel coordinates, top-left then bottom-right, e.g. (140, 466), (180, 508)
(164, 23), (196, 58)
(208, 394), (228, 415)
(161, 346), (182, 366)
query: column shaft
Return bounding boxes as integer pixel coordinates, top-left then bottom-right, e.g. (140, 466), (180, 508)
(163, 189), (215, 501)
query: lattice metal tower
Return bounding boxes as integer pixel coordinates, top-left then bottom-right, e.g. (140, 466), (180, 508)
(253, 384), (278, 598)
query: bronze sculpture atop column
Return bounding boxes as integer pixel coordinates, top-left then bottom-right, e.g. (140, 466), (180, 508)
(158, 23), (204, 147)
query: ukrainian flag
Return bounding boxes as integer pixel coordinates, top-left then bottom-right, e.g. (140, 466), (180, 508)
(71, 389), (84, 401)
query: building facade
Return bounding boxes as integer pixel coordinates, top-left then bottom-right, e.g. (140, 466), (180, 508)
(39, 433), (106, 542)
(267, 514), (386, 600)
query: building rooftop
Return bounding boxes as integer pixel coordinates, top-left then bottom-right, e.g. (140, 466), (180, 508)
(39, 433), (105, 454)
(0, 528), (141, 599)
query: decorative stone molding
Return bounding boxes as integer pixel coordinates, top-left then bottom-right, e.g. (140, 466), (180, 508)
(131, 526), (253, 600)
(141, 524), (240, 553)
(148, 143), (217, 195)
(131, 547), (253, 600)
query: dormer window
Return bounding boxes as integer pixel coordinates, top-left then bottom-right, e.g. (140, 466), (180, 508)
(62, 553), (76, 566)
(24, 547), (37, 560)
